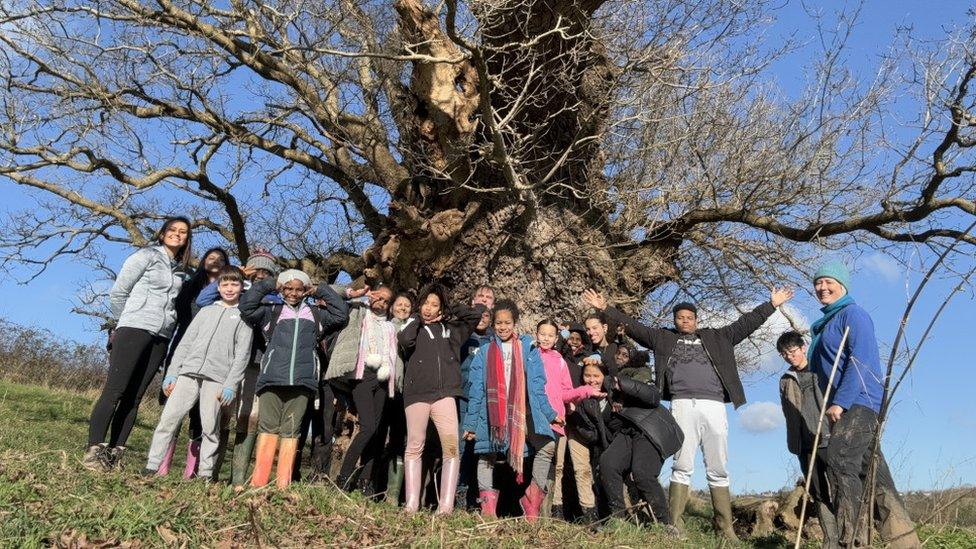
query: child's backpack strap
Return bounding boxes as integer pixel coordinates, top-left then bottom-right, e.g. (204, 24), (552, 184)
(309, 305), (325, 339)
(264, 303), (285, 341)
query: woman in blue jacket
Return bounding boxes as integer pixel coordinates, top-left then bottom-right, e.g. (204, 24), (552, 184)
(462, 300), (559, 519)
(808, 261), (918, 547)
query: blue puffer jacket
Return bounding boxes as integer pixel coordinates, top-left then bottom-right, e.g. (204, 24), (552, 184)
(462, 334), (557, 455)
(459, 330), (493, 427)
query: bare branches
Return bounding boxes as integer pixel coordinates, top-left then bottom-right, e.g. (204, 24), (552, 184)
(0, 0), (974, 324)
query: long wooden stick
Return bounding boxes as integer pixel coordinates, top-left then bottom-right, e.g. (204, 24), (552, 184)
(794, 325), (850, 549)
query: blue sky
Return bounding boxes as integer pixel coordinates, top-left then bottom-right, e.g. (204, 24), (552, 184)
(1, 1), (974, 493)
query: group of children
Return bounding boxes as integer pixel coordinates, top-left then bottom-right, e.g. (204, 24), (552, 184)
(85, 218), (919, 545)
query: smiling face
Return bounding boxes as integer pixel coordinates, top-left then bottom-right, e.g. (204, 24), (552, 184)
(203, 251), (227, 277)
(475, 309), (491, 332)
(391, 296), (413, 320)
(584, 318), (608, 346)
(815, 277), (847, 306)
(582, 364), (605, 392)
(567, 331), (583, 352)
(218, 278), (243, 303)
(369, 287), (393, 316)
(673, 309), (698, 334)
(536, 323), (558, 350)
(420, 293), (442, 323)
(493, 309), (516, 342)
(280, 279), (307, 306)
(160, 221), (190, 254)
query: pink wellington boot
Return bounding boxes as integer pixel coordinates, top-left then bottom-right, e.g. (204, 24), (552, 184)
(403, 458), (423, 514)
(519, 481), (547, 522)
(479, 489), (499, 518)
(435, 457), (461, 515)
(182, 440), (201, 479)
(156, 438), (178, 476)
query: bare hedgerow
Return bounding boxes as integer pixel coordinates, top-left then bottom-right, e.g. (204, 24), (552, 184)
(0, 318), (108, 392)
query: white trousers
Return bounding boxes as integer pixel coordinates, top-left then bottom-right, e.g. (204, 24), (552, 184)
(669, 398), (730, 488)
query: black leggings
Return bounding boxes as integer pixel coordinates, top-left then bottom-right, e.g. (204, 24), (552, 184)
(88, 327), (169, 447)
(599, 432), (670, 524)
(337, 377), (387, 481)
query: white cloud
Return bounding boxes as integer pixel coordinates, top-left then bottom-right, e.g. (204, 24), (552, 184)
(739, 401), (784, 433)
(860, 253), (903, 285)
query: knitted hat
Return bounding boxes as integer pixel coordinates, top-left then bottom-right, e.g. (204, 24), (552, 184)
(277, 269), (311, 288)
(245, 248), (278, 276)
(813, 260), (851, 290)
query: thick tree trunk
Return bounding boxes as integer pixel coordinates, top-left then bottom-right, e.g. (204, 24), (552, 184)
(366, 198), (677, 325)
(363, 0), (681, 320)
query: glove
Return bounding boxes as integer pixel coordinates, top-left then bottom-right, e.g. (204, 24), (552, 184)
(163, 376), (177, 393)
(219, 387), (236, 405)
(559, 329), (570, 340)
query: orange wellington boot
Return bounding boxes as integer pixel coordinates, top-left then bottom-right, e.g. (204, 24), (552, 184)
(275, 438), (299, 489)
(250, 433), (279, 488)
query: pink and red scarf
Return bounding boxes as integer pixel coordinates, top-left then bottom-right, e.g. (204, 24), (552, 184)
(486, 336), (527, 481)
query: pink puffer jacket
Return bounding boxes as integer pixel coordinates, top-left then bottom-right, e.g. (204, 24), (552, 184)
(539, 347), (595, 435)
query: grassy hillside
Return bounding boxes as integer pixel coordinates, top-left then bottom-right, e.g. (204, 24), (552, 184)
(0, 381), (972, 548)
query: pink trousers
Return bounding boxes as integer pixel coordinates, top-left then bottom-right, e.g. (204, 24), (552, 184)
(404, 397), (459, 461)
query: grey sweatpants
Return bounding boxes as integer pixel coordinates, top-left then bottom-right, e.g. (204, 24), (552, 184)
(477, 433), (557, 489)
(146, 376), (223, 476)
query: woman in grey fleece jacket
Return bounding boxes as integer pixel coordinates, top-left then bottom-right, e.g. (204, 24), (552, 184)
(85, 217), (194, 472)
(144, 266), (253, 478)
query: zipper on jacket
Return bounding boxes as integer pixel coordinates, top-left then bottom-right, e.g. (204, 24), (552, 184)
(289, 307), (301, 385)
(158, 247), (177, 336)
(699, 339), (729, 394)
(436, 322), (443, 390)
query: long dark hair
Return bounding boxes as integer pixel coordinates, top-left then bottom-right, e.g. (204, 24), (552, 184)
(417, 283), (450, 318)
(190, 247), (230, 285)
(153, 216), (194, 270)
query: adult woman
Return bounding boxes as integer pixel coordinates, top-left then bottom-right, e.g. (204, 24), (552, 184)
(808, 260), (918, 548)
(84, 217), (193, 471)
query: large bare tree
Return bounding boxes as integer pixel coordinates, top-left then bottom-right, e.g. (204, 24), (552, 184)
(1, 0), (974, 325)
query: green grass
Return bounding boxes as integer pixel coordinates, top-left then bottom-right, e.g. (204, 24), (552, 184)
(0, 380), (972, 548)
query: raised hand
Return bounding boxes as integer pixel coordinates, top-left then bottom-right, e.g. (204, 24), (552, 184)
(347, 285), (370, 299)
(581, 288), (607, 311)
(770, 286), (795, 308)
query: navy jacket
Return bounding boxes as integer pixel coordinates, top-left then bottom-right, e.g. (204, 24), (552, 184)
(239, 278), (348, 394)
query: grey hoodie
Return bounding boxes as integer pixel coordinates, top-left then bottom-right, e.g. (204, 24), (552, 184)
(109, 245), (186, 338)
(165, 302), (254, 391)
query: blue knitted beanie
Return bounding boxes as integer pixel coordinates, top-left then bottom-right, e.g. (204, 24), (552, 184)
(813, 260), (851, 290)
